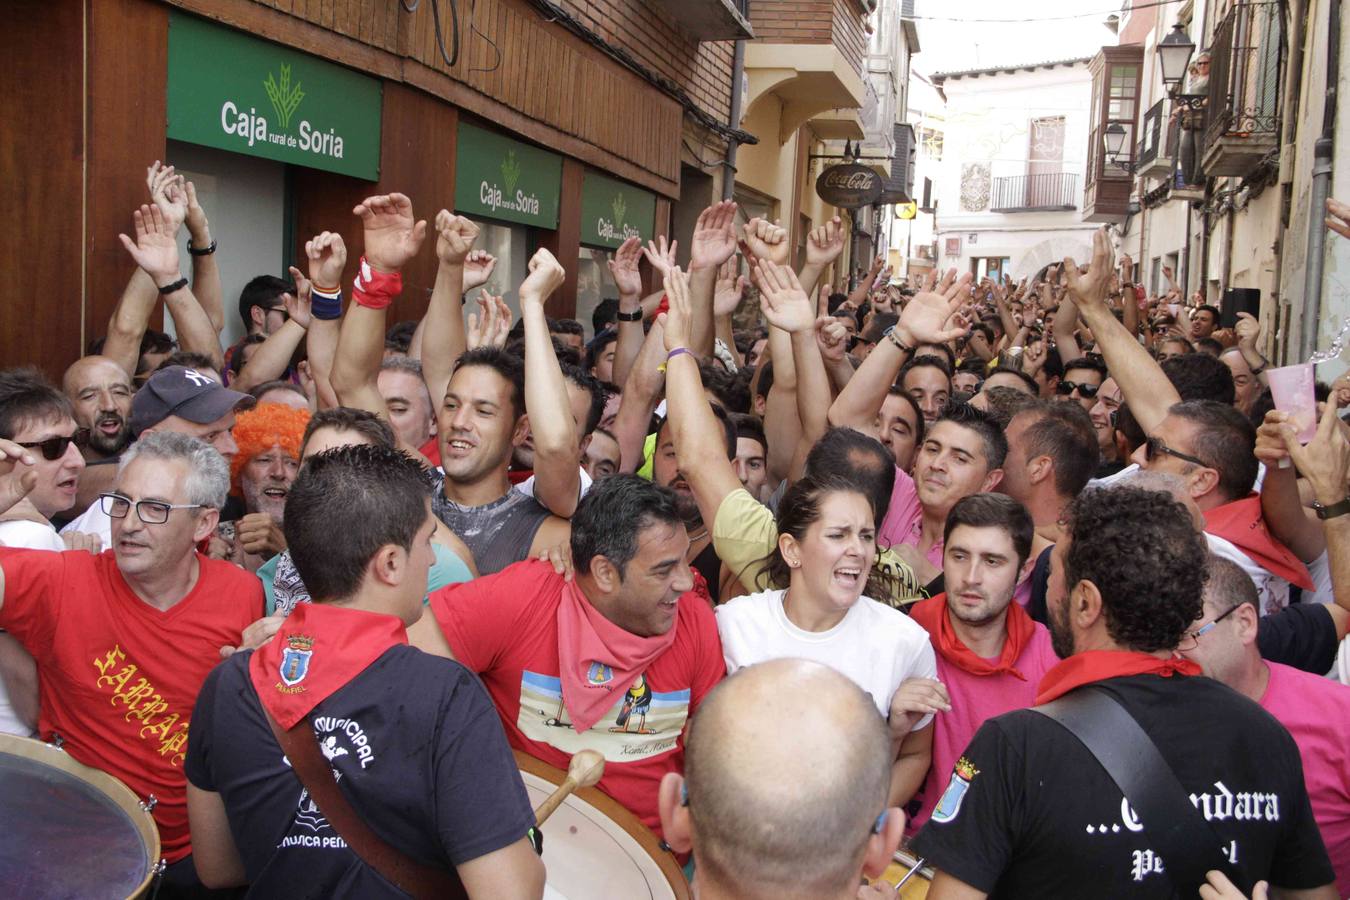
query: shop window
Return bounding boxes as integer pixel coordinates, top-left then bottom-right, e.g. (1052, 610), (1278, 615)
(575, 247), (619, 339)
(970, 256), (1010, 281)
(475, 221), (531, 322)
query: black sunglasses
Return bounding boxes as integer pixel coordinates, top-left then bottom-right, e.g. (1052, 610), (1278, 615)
(1144, 435), (1209, 468)
(1057, 380), (1101, 398)
(17, 434), (79, 461)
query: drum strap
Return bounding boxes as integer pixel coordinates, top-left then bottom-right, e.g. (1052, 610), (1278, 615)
(1032, 687), (1236, 894)
(263, 708), (469, 900)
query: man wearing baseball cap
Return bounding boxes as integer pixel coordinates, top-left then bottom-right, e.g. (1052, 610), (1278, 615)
(61, 366), (251, 546)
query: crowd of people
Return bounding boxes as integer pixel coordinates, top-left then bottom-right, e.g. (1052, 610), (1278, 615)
(0, 162), (1347, 899)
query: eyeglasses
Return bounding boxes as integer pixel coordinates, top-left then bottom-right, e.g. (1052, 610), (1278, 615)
(1057, 380), (1101, 399)
(1144, 436), (1210, 469)
(1178, 604), (1241, 650)
(16, 434), (79, 461)
(99, 492), (205, 525)
(267, 306), (290, 322)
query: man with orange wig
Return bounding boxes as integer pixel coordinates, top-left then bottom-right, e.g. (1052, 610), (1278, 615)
(228, 402), (310, 572)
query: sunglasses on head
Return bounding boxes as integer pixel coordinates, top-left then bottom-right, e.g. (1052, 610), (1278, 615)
(17, 433), (81, 461)
(1056, 380), (1100, 398)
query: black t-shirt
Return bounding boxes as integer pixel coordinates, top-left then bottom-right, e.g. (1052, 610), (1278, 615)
(187, 647), (534, 896)
(1257, 602), (1339, 675)
(692, 540), (723, 603)
(910, 674), (1333, 898)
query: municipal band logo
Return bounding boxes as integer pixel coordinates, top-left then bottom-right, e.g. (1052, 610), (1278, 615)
(931, 756), (980, 824)
(279, 634), (315, 689)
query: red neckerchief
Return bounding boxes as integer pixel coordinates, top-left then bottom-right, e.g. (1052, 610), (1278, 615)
(507, 468), (534, 485)
(248, 603), (407, 729)
(1035, 650), (1200, 705)
(1204, 494), (1314, 590)
(556, 580), (677, 734)
(910, 593), (1035, 681)
(418, 435), (441, 467)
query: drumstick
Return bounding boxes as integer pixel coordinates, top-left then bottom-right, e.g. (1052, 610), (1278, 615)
(534, 750), (605, 826)
(894, 857), (927, 891)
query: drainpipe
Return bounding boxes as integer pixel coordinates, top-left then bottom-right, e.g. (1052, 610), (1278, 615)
(722, 38), (747, 201)
(1298, 0), (1340, 361)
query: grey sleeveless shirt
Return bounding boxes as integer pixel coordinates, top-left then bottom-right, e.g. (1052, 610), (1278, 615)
(430, 473), (552, 575)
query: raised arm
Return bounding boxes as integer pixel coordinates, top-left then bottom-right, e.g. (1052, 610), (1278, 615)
(797, 215), (845, 298)
(117, 204), (222, 370)
(743, 220), (798, 483)
(1255, 410), (1327, 564)
(1280, 405), (1350, 618)
(518, 248), (580, 517)
(686, 201), (739, 358)
(1051, 268), (1083, 362)
(846, 255), (886, 309)
(182, 180), (224, 335)
(712, 256), (748, 368)
(829, 268), (974, 430)
(102, 269), (160, 378)
(611, 318), (667, 474)
(662, 267), (744, 524)
(607, 237), (646, 389)
(300, 232), (347, 410)
(231, 266), (312, 392)
(755, 259), (831, 463)
(1063, 228), (1179, 434)
(330, 193), (427, 449)
(418, 212), (478, 407)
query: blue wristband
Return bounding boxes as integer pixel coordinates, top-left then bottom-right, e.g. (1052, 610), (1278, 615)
(311, 288), (343, 320)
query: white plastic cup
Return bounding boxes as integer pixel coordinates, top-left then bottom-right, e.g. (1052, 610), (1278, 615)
(1267, 363), (1318, 444)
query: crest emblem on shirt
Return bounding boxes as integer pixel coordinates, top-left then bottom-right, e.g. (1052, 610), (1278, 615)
(279, 634), (314, 688)
(931, 756), (979, 824)
(586, 661), (613, 686)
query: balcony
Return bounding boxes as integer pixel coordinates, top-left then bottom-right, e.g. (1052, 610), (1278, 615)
(1082, 44), (1144, 222)
(1135, 99), (1177, 179)
(990, 172), (1079, 212)
(648, 0), (754, 41)
(1202, 2), (1281, 178)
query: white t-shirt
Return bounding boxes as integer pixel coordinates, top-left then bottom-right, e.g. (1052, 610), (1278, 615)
(60, 498), (113, 549)
(515, 466), (593, 510)
(715, 588), (938, 729)
(0, 519), (65, 738)
(1205, 531), (1291, 616)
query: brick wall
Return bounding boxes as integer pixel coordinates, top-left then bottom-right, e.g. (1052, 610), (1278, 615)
(747, 0), (867, 75)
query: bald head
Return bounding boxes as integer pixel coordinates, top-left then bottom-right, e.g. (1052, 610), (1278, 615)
(684, 660), (892, 898)
(62, 355), (133, 456)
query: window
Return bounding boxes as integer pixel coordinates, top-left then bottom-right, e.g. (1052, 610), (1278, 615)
(971, 257), (1011, 281)
(575, 248), (618, 340)
(475, 221), (531, 322)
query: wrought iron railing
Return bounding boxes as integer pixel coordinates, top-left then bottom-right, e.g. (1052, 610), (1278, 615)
(991, 172), (1079, 211)
(1138, 100), (1166, 166)
(1204, 2), (1282, 149)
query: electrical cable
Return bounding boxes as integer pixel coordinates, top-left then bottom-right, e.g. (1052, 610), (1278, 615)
(910, 0), (1184, 24)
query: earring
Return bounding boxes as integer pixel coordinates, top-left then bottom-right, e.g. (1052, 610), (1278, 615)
(872, 809), (888, 835)
(680, 784), (690, 807)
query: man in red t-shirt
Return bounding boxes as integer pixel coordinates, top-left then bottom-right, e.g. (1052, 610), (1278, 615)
(410, 474), (725, 838)
(902, 494), (1059, 832)
(0, 431), (261, 893)
(1181, 555), (1350, 897)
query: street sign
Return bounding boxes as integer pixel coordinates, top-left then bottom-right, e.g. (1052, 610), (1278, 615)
(815, 163), (884, 208)
(896, 201), (918, 220)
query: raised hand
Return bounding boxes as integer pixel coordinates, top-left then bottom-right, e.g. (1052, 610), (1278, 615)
(741, 217), (790, 266)
(1282, 401), (1350, 505)
(815, 316), (849, 363)
(462, 249), (497, 292)
(753, 258), (815, 334)
(0, 439), (38, 518)
(1062, 227), (1115, 310)
(662, 266), (693, 353)
(688, 200), (738, 271)
(805, 216), (846, 266)
(713, 256), (747, 317)
(894, 267), (974, 346)
(118, 204), (182, 284)
(607, 236), (644, 298)
(466, 292), (511, 349)
(434, 209), (479, 266)
(641, 235), (678, 277)
(1235, 311), (1262, 347)
(146, 161), (187, 235)
(284, 265), (314, 330)
(1326, 197), (1350, 240)
(304, 231), (347, 288)
(353, 193), (427, 272)
(519, 247), (566, 303)
(183, 181), (210, 241)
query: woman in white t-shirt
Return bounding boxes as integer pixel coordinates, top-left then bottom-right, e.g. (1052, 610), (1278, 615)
(716, 475), (937, 806)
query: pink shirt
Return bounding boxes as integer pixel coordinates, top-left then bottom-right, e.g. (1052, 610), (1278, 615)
(910, 622), (1060, 831)
(1259, 662), (1350, 896)
(880, 467), (944, 570)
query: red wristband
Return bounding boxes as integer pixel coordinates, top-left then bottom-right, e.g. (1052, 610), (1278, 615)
(352, 257), (402, 310)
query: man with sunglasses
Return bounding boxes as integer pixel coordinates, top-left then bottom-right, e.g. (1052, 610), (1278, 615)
(0, 430), (263, 894)
(1054, 356), (1106, 413)
(1179, 555), (1350, 897)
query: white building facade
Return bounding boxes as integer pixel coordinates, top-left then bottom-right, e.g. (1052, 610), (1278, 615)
(931, 59), (1099, 282)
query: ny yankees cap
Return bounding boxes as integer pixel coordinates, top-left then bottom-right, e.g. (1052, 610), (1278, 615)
(130, 366), (252, 437)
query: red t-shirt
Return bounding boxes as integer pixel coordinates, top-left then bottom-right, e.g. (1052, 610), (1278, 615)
(429, 559), (725, 836)
(0, 549), (262, 863)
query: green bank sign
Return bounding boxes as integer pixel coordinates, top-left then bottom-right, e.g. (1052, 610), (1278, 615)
(167, 13), (382, 180)
(580, 172), (656, 249)
(455, 124), (561, 228)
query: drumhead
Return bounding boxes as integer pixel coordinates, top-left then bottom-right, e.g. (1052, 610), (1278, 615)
(516, 752), (689, 900)
(0, 734), (159, 899)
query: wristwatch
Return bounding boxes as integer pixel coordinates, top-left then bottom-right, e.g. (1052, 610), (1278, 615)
(1311, 497), (1350, 520)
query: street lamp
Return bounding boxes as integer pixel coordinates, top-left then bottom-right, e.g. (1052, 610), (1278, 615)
(1103, 123), (1128, 166)
(1157, 24), (1196, 95)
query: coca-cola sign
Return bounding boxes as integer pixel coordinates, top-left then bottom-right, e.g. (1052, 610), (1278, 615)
(815, 163), (884, 208)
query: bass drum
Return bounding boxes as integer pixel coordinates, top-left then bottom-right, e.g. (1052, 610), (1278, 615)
(876, 846), (933, 898)
(0, 734), (161, 899)
(515, 751), (691, 900)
